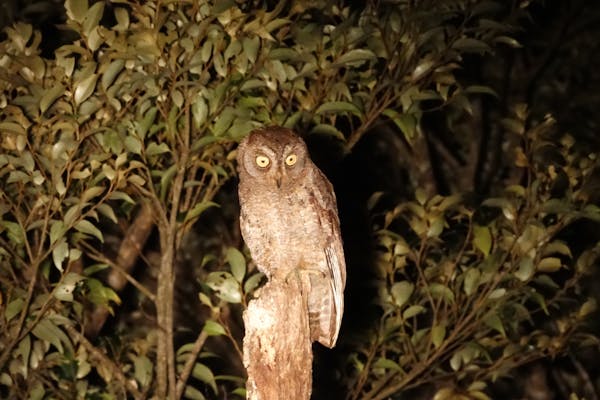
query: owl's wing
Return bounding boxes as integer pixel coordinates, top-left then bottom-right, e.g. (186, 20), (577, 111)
(309, 169), (346, 348)
(324, 235), (345, 347)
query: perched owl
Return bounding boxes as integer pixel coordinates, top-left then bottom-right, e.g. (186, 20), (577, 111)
(237, 126), (346, 348)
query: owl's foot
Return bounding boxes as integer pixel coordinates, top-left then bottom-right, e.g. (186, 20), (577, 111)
(284, 266), (326, 286)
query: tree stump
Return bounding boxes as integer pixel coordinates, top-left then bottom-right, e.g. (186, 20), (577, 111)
(243, 277), (313, 400)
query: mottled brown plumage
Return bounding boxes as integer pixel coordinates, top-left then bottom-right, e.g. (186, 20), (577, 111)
(237, 126), (346, 348)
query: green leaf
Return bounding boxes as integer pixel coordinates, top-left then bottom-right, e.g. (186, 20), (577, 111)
(534, 274), (559, 290)
(463, 268), (481, 296)
(452, 37), (491, 53)
(83, 263), (109, 276)
(191, 136), (222, 153)
(63, 205), (81, 227)
(29, 381), (45, 400)
(309, 124), (345, 141)
(206, 272), (242, 303)
(124, 135), (142, 155)
(269, 48), (299, 61)
(429, 283), (455, 303)
(431, 324), (446, 349)
(184, 386), (207, 400)
(5, 298), (25, 322)
(483, 313), (506, 337)
(81, 186), (104, 203)
(31, 318), (72, 354)
(160, 165), (177, 201)
(334, 49), (376, 66)
(488, 288), (506, 300)
(427, 216), (444, 238)
(402, 305), (425, 320)
(464, 85), (498, 97)
(145, 142), (170, 157)
(515, 257), (534, 282)
(113, 7), (129, 30)
(211, 107), (235, 136)
(226, 247), (246, 283)
(202, 320), (226, 336)
(530, 290), (549, 315)
(82, 2), (104, 36)
(390, 281), (413, 308)
(224, 39), (242, 61)
(54, 272), (84, 302)
(184, 201), (219, 224)
(243, 36), (260, 63)
(494, 35), (522, 48)
(40, 85), (65, 114)
(65, 0), (88, 23)
(192, 363), (217, 394)
(0, 220), (25, 245)
(264, 18), (290, 34)
(75, 219), (104, 242)
(101, 59), (125, 90)
(315, 101), (362, 118)
(137, 107), (158, 140)
(97, 204), (118, 224)
(74, 73), (98, 106)
(85, 278), (121, 313)
(537, 257), (562, 273)
(542, 241), (572, 258)
(243, 272), (265, 295)
(472, 225), (492, 257)
(52, 239), (69, 272)
(578, 298), (597, 319)
(131, 354), (153, 388)
(382, 109), (417, 142)
(415, 188), (427, 205)
(109, 191), (135, 204)
(541, 198), (571, 214)
(0, 122), (26, 135)
(16, 335), (31, 373)
(192, 97), (209, 128)
(372, 357), (402, 372)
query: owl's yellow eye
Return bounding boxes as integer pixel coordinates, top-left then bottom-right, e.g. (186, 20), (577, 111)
(255, 155), (270, 168)
(285, 154), (297, 166)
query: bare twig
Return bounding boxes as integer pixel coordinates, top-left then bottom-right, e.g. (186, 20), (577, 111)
(175, 328), (209, 399)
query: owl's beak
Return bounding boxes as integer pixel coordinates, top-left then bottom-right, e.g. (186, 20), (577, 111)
(275, 169), (282, 189)
(275, 175), (282, 189)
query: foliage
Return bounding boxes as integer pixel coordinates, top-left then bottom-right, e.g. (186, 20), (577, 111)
(0, 0), (598, 399)
(344, 108), (600, 399)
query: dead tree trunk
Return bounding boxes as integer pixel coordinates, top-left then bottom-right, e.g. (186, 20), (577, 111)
(243, 277), (313, 400)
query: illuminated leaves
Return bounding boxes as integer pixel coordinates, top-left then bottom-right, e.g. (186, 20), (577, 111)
(359, 112), (599, 398)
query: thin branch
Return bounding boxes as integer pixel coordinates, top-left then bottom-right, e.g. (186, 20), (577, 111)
(175, 328), (209, 399)
(81, 243), (155, 302)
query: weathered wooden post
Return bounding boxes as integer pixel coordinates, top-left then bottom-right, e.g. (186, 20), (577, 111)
(243, 278), (313, 399)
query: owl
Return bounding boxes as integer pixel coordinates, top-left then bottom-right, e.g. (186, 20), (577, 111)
(237, 126), (346, 348)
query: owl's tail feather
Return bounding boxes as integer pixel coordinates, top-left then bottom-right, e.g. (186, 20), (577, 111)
(307, 277), (337, 348)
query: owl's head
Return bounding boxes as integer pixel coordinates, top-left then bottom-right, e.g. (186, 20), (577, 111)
(237, 127), (309, 189)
